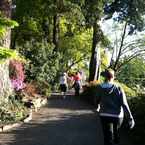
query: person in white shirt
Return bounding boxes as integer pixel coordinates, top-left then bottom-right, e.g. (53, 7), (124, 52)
(59, 72), (68, 98)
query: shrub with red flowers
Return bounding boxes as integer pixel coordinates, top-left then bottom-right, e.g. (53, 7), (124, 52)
(9, 60), (25, 91)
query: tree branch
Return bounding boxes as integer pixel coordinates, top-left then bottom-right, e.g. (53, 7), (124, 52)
(66, 55), (88, 72)
(113, 22), (128, 71)
(117, 52), (145, 70)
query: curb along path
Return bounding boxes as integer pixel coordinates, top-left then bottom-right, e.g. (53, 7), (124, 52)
(0, 98), (47, 133)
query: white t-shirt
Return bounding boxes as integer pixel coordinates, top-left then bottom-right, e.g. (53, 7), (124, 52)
(60, 75), (67, 85)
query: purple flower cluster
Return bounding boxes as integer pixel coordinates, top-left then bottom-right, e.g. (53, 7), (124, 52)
(9, 60), (25, 91)
(11, 79), (25, 91)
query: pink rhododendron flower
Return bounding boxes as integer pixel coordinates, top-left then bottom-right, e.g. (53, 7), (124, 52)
(9, 60), (25, 91)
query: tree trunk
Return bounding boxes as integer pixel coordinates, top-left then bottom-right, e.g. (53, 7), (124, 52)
(42, 18), (51, 43)
(53, 14), (60, 52)
(89, 21), (102, 82)
(10, 28), (18, 49)
(0, 0), (13, 103)
(0, 0), (11, 17)
(0, 0), (12, 48)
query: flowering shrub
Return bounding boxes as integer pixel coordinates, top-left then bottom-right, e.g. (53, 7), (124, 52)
(9, 60), (25, 91)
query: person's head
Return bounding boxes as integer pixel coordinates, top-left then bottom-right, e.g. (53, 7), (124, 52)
(101, 69), (115, 82)
(75, 71), (79, 75)
(63, 72), (67, 76)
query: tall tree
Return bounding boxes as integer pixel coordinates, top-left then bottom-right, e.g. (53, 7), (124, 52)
(0, 0), (12, 48)
(104, 0), (145, 34)
(52, 0), (62, 52)
(82, 0), (104, 81)
(11, 0), (90, 85)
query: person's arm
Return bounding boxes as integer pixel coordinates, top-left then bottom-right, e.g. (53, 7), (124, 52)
(120, 87), (135, 129)
(66, 74), (72, 80)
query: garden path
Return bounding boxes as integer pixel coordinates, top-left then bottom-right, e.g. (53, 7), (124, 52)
(0, 92), (131, 145)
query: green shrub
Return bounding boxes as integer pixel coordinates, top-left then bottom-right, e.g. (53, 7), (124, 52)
(36, 80), (51, 97)
(0, 47), (23, 62)
(129, 95), (145, 145)
(18, 41), (60, 90)
(80, 81), (100, 106)
(0, 95), (29, 124)
(0, 16), (18, 38)
(117, 82), (137, 98)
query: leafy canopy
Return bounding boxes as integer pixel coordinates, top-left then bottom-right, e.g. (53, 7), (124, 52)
(104, 0), (145, 34)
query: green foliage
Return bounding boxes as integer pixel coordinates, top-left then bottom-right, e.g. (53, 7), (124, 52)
(104, 0), (145, 33)
(82, 0), (104, 26)
(0, 16), (18, 37)
(117, 57), (145, 88)
(11, 0), (145, 88)
(36, 80), (51, 97)
(0, 95), (28, 124)
(117, 82), (137, 98)
(0, 17), (18, 28)
(18, 41), (60, 89)
(0, 47), (23, 62)
(129, 95), (145, 144)
(80, 81), (100, 105)
(59, 19), (92, 70)
(101, 49), (111, 69)
(13, 0), (85, 44)
(13, 0), (91, 72)
(12, 0), (51, 44)
(81, 80), (136, 107)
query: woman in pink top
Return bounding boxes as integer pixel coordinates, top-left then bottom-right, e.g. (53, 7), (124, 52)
(72, 72), (82, 96)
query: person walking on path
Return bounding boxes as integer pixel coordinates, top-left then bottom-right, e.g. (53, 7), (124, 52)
(72, 71), (82, 96)
(96, 69), (135, 145)
(59, 72), (68, 99)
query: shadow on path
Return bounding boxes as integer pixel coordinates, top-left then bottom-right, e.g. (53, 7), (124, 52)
(0, 94), (104, 145)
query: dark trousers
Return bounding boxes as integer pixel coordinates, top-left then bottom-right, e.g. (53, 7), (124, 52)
(100, 116), (123, 145)
(73, 82), (80, 96)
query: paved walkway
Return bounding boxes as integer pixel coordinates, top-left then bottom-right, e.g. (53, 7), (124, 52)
(0, 93), (131, 145)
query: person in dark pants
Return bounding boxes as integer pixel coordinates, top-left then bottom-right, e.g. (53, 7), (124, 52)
(96, 69), (135, 145)
(73, 80), (81, 96)
(59, 72), (68, 99)
(72, 72), (82, 96)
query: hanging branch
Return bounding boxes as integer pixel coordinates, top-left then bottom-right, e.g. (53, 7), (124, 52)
(66, 54), (88, 72)
(117, 51), (145, 70)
